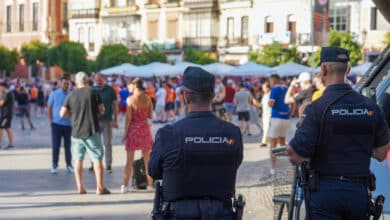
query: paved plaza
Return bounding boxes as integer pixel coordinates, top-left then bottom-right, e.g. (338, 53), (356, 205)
(0, 114), (388, 220)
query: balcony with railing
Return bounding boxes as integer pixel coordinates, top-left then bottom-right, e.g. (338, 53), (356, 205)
(70, 8), (100, 19)
(183, 37), (218, 51)
(226, 37), (249, 47)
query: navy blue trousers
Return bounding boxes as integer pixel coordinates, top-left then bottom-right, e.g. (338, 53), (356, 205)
(309, 179), (369, 220)
(51, 123), (72, 168)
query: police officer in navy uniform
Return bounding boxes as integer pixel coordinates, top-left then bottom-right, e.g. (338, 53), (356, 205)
(287, 47), (390, 219)
(149, 67), (243, 219)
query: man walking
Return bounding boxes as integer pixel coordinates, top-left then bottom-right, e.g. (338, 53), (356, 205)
(268, 74), (290, 175)
(48, 78), (72, 174)
(60, 72), (110, 195)
(234, 82), (253, 136)
(0, 82), (15, 149)
(94, 73), (118, 173)
(15, 87), (35, 131)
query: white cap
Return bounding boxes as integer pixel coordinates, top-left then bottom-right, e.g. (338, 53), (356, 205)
(227, 79), (234, 84)
(297, 72), (311, 83)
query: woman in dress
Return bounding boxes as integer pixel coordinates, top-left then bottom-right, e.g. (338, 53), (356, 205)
(121, 78), (154, 193)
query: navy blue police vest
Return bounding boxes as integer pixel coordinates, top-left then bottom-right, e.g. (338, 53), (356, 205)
(162, 114), (242, 201)
(314, 92), (377, 177)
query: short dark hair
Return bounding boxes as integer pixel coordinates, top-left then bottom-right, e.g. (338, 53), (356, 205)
(183, 87), (213, 104)
(0, 82), (8, 88)
(239, 82), (245, 88)
(190, 92), (214, 104)
(270, 74), (281, 80)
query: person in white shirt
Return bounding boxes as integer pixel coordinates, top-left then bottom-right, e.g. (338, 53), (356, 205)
(260, 82), (272, 147)
(154, 84), (166, 123)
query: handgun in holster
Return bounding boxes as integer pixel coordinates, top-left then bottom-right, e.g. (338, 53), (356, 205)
(233, 194), (245, 220)
(151, 181), (169, 220)
(367, 173), (385, 220)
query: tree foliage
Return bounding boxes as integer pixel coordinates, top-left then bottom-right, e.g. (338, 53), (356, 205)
(96, 44), (131, 70)
(249, 42), (300, 67)
(0, 45), (19, 71)
(184, 47), (217, 64)
(48, 41), (87, 74)
(384, 32), (390, 45)
(308, 30), (363, 67)
(87, 60), (99, 74)
(132, 45), (167, 65)
(21, 40), (48, 65)
(328, 29), (362, 65)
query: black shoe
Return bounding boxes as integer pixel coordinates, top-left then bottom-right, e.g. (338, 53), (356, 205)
(31, 126), (35, 131)
(5, 145), (14, 150)
(88, 166), (94, 173)
(106, 166), (112, 174)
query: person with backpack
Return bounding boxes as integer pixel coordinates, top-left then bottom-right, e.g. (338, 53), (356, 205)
(121, 78), (154, 193)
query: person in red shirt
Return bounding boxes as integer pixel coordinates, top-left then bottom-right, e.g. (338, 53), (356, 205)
(223, 79), (236, 122)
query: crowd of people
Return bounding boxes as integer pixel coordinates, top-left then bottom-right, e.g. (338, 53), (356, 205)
(0, 68), (361, 193)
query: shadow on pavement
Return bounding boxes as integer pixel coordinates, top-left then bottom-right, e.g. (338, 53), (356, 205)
(2, 214), (148, 220)
(0, 199), (153, 210)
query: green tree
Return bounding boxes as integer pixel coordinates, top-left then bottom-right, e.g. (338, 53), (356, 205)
(308, 50), (321, 68)
(48, 41), (87, 74)
(96, 44), (130, 70)
(132, 45), (167, 65)
(184, 47), (217, 64)
(0, 45), (19, 72)
(21, 40), (48, 65)
(384, 32), (390, 45)
(328, 29), (362, 65)
(249, 42), (300, 67)
(87, 60), (99, 73)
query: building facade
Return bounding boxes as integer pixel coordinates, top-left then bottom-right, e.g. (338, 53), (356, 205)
(182, 0), (219, 52)
(218, 0), (253, 64)
(329, 0), (390, 50)
(68, 0), (102, 58)
(0, 0), (68, 49)
(100, 0), (141, 51)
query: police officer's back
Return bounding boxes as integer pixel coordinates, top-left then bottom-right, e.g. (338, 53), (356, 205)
(287, 47), (390, 220)
(149, 67), (243, 220)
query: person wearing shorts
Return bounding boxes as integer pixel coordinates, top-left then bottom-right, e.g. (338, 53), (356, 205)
(234, 83), (253, 135)
(60, 72), (110, 195)
(268, 74), (290, 175)
(15, 87), (35, 130)
(71, 133), (103, 162)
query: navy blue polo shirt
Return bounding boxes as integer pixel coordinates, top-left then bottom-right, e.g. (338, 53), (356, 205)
(289, 84), (389, 176)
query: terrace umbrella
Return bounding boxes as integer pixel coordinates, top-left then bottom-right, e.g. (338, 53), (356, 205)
(100, 63), (136, 76)
(272, 62), (313, 77)
(202, 62), (234, 75)
(224, 62), (272, 76)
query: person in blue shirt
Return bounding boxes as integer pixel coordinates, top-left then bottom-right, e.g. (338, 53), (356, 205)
(118, 83), (130, 118)
(48, 77), (73, 174)
(287, 47), (390, 219)
(268, 74), (290, 175)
